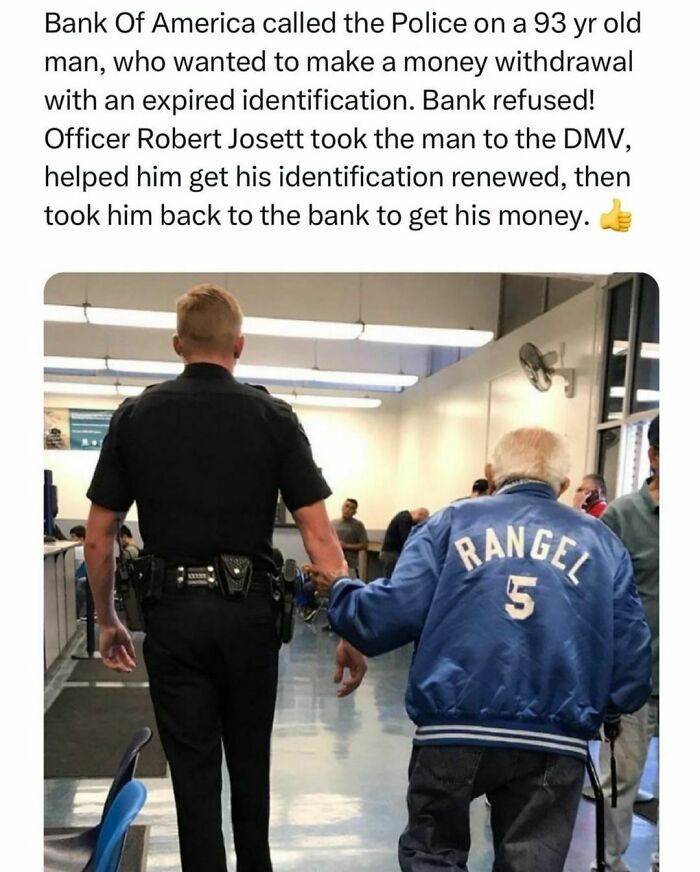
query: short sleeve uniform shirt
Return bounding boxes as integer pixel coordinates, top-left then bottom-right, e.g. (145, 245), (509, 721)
(87, 363), (331, 571)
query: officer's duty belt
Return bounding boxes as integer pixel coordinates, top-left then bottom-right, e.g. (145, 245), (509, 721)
(164, 564), (272, 593)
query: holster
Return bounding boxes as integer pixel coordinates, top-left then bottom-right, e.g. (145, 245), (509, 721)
(273, 558), (298, 644)
(116, 555), (164, 631)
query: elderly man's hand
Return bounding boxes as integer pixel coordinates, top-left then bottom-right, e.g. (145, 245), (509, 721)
(303, 561), (349, 595)
(334, 639), (367, 697)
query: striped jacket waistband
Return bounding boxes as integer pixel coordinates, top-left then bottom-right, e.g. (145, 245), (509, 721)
(414, 723), (588, 760)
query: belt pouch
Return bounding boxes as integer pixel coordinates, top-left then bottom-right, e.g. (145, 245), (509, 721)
(135, 556), (164, 605)
(218, 554), (253, 600)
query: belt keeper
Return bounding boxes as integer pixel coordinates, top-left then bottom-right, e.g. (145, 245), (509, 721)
(206, 564), (217, 589)
(176, 565), (185, 589)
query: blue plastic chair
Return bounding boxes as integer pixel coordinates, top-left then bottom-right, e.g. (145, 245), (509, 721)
(44, 727), (152, 872)
(92, 780), (147, 872)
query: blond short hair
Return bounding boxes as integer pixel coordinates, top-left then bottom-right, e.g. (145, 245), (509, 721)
(176, 284), (243, 354)
(491, 427), (570, 492)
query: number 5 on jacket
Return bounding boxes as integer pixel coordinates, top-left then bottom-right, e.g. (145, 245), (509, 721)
(506, 575), (537, 620)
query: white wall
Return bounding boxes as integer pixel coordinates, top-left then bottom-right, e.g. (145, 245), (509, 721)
(299, 405), (400, 528)
(394, 286), (603, 512)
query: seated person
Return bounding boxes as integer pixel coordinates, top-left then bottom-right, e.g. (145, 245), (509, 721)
(70, 525), (88, 619)
(119, 525), (141, 560)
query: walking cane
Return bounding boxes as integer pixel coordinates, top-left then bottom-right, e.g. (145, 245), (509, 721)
(586, 748), (606, 872)
(586, 720), (620, 872)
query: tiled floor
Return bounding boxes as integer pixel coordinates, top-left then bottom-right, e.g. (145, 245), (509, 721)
(45, 623), (658, 870)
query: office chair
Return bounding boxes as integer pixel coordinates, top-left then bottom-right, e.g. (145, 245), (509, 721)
(92, 780), (147, 872)
(44, 727), (152, 872)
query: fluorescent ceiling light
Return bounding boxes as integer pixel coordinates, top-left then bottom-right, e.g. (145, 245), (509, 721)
(88, 308), (174, 329)
(43, 379), (379, 408)
(246, 317), (361, 340)
(236, 364), (417, 388)
(273, 394), (382, 409)
(360, 324), (493, 348)
(43, 304), (173, 329)
(44, 357), (418, 389)
(44, 305), (87, 324)
(45, 356), (107, 371)
(44, 305), (491, 347)
(44, 305), (360, 339)
(44, 381), (146, 397)
(108, 358), (183, 375)
(44, 381), (118, 396)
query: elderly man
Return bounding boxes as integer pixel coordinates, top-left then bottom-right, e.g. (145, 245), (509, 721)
(309, 427), (652, 872)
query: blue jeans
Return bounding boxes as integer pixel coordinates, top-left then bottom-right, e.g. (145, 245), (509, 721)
(399, 745), (585, 872)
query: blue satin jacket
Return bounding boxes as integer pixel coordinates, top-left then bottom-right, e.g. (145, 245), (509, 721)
(328, 481), (652, 760)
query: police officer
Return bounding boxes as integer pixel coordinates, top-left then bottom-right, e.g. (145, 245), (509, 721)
(84, 284), (367, 872)
(308, 427), (651, 872)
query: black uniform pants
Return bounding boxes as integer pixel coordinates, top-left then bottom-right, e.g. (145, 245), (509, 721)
(143, 587), (279, 872)
(399, 745), (585, 872)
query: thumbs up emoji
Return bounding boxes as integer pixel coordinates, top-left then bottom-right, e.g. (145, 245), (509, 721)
(600, 198), (632, 232)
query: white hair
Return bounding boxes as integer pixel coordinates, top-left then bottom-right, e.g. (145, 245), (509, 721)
(490, 428), (570, 492)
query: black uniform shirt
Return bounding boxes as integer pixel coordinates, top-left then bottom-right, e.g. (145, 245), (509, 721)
(381, 509), (414, 554)
(87, 363), (331, 570)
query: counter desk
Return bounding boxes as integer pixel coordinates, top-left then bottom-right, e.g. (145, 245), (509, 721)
(44, 541), (78, 672)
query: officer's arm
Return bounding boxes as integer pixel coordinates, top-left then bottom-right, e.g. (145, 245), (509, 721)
(293, 500), (367, 696)
(608, 548), (652, 716)
(85, 502), (136, 671)
(327, 523), (441, 657)
(292, 500), (345, 574)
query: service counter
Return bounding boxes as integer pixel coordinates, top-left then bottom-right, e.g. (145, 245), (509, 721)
(44, 541), (78, 672)
(359, 541), (384, 582)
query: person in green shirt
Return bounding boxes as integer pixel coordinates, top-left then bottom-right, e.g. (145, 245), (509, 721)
(594, 415), (659, 872)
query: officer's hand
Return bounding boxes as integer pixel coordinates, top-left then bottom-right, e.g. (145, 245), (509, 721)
(603, 717), (622, 743)
(334, 639), (367, 697)
(303, 561), (350, 595)
(99, 620), (137, 672)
